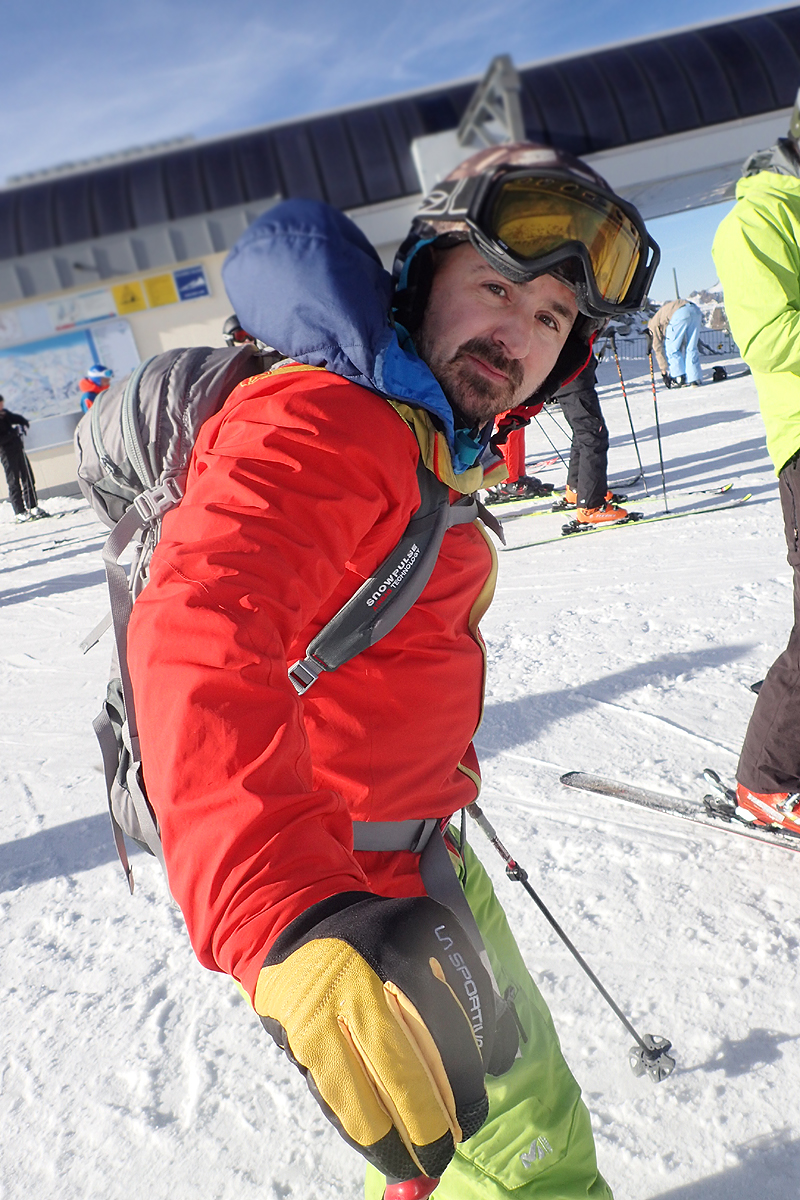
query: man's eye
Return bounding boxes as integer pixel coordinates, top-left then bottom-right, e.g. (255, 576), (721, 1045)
(486, 282), (506, 297)
(538, 313), (558, 329)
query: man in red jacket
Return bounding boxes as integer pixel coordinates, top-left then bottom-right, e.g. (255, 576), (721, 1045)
(127, 143), (657, 1199)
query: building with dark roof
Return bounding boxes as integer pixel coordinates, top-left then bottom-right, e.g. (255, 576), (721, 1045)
(1, 5), (799, 496)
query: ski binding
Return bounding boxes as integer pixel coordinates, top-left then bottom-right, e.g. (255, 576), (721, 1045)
(561, 512), (643, 536)
(702, 767), (739, 821)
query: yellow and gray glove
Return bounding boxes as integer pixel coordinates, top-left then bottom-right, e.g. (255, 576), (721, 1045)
(255, 891), (518, 1182)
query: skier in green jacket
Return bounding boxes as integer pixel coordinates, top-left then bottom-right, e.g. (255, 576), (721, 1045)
(712, 93), (800, 831)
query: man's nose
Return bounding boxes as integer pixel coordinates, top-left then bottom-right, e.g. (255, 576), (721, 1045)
(491, 312), (531, 360)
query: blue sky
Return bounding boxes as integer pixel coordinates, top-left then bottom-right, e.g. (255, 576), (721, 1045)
(0, 0), (789, 296)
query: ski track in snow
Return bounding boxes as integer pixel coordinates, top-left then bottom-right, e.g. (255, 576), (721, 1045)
(2, 356), (800, 1199)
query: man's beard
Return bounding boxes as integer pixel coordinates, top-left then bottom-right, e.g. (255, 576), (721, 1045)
(418, 335), (526, 425)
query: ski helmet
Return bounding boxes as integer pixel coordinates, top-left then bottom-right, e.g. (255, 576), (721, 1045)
(87, 364), (113, 383)
(223, 313), (256, 347)
(394, 142), (659, 405)
(742, 88), (800, 179)
(222, 312), (283, 368)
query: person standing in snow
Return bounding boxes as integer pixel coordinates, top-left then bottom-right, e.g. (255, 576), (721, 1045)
(78, 364), (113, 413)
(0, 396), (48, 522)
(712, 95), (800, 834)
(483, 424), (553, 502)
(647, 298), (703, 388)
(126, 143), (658, 1200)
(552, 352), (628, 526)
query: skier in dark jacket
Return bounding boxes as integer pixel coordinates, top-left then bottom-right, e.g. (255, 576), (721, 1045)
(0, 396), (47, 522)
(553, 355), (628, 525)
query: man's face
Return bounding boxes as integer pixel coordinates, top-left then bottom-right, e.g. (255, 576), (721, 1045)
(416, 242), (578, 425)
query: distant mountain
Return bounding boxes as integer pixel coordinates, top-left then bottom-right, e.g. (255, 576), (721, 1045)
(601, 286), (730, 346)
(688, 284), (726, 328)
(688, 283), (723, 304)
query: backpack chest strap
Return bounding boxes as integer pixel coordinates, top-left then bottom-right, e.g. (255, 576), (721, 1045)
(289, 461), (492, 696)
(352, 817), (440, 853)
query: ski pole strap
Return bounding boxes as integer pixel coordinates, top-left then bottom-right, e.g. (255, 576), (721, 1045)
(418, 824), (497, 987)
(352, 818), (499, 992)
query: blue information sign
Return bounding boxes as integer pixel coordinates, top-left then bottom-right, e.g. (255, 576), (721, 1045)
(174, 265), (210, 302)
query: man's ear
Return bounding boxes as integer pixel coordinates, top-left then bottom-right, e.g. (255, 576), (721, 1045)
(393, 243), (435, 335)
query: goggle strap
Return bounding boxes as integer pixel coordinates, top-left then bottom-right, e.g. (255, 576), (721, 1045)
(416, 174), (482, 221)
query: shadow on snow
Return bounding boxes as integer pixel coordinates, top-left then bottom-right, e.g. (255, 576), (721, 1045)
(0, 812), (141, 892)
(647, 1130), (800, 1199)
(476, 646), (752, 759)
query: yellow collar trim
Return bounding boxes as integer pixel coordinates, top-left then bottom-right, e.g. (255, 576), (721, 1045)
(385, 400), (485, 495)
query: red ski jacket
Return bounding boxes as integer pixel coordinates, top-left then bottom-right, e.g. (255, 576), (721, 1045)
(128, 363), (501, 1000)
(78, 377), (109, 409)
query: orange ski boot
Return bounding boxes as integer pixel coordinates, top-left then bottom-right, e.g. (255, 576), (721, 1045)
(735, 783), (800, 829)
(575, 500), (629, 526)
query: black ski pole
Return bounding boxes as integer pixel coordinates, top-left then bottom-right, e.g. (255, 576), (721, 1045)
(467, 801), (676, 1082)
(533, 412), (569, 469)
(647, 349), (670, 513)
(542, 400), (572, 442)
(608, 333), (648, 494)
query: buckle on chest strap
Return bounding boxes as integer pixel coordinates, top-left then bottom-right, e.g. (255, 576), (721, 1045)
(288, 655), (325, 694)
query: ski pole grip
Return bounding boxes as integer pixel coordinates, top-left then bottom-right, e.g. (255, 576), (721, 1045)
(384, 1177), (440, 1199)
(466, 801), (497, 841)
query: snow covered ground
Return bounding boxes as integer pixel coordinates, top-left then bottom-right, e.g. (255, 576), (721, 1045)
(2, 355), (799, 1200)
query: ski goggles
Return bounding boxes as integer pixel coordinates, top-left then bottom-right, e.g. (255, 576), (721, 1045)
(224, 326), (253, 346)
(419, 169), (659, 317)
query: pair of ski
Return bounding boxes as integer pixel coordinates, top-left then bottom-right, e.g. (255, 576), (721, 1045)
(561, 769), (800, 854)
(561, 480), (732, 514)
(558, 480), (737, 536)
(500, 489), (751, 549)
(497, 481), (733, 529)
(498, 479), (732, 523)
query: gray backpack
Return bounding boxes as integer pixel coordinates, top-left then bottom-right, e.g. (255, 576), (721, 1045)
(76, 345), (490, 891)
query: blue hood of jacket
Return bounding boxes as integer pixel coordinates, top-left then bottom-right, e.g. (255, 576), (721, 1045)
(221, 200), (484, 473)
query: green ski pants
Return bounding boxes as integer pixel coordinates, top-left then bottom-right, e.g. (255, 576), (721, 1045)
(364, 838), (613, 1199)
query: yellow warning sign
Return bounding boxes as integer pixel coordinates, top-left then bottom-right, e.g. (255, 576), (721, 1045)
(144, 273), (179, 308)
(112, 281), (147, 314)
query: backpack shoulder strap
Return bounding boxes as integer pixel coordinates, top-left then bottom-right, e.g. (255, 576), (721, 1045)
(288, 457), (499, 694)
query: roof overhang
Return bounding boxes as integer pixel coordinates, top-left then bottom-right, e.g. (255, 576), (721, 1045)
(412, 106), (794, 220)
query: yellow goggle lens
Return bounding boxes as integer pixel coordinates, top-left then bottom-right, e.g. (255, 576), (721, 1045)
(489, 178), (643, 305)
